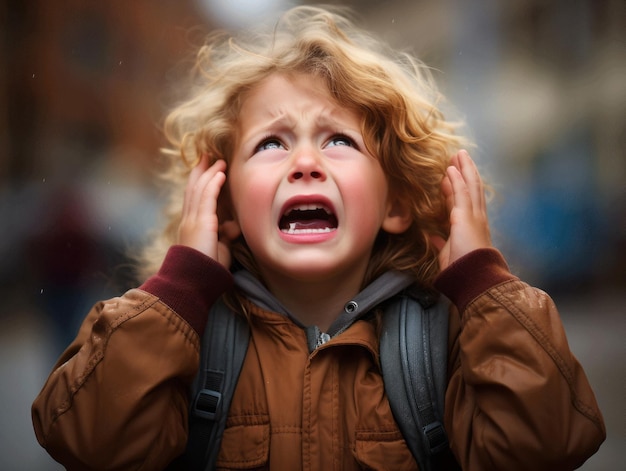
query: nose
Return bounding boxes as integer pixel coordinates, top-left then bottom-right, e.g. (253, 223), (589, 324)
(288, 147), (327, 183)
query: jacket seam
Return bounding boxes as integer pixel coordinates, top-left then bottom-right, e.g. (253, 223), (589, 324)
(332, 356), (340, 469)
(136, 289), (202, 348)
(486, 281), (605, 432)
(43, 294), (190, 444)
(302, 358), (312, 471)
(217, 425), (269, 466)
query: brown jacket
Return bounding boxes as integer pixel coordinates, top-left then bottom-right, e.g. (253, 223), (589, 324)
(32, 247), (605, 470)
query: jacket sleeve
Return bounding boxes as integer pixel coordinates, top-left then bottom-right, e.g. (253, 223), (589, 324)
(31, 246), (233, 471)
(436, 249), (606, 471)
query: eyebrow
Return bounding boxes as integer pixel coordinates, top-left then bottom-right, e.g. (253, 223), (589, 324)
(260, 107), (354, 131)
(238, 104), (362, 151)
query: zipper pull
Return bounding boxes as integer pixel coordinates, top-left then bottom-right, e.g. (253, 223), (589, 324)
(306, 326), (331, 353)
(316, 331), (331, 348)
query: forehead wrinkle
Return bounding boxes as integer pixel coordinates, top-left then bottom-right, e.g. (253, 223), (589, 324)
(315, 107), (351, 129)
(260, 105), (347, 132)
(265, 109), (296, 129)
(238, 77), (360, 142)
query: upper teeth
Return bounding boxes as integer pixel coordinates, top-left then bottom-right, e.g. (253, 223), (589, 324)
(285, 204), (332, 215)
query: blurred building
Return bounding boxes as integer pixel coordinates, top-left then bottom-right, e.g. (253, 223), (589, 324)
(355, 0), (626, 292)
(1, 1), (219, 305)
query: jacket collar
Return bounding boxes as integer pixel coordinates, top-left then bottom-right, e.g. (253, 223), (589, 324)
(233, 270), (414, 350)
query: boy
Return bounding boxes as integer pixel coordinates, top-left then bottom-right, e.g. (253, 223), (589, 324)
(33, 6), (605, 470)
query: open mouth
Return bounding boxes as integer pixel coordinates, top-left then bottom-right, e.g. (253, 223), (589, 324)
(279, 204), (338, 234)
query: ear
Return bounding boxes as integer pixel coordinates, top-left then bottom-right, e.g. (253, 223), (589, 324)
(219, 218), (242, 241)
(381, 197), (412, 234)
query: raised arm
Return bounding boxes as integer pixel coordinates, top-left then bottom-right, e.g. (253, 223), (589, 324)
(31, 248), (233, 470)
(32, 157), (238, 470)
(439, 254), (605, 470)
(433, 151), (605, 470)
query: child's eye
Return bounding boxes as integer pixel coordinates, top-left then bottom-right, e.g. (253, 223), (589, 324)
(255, 137), (285, 153)
(326, 134), (356, 148)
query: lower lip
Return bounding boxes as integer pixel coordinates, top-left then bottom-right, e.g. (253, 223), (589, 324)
(278, 228), (338, 244)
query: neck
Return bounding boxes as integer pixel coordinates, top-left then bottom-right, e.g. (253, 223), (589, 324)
(262, 271), (365, 332)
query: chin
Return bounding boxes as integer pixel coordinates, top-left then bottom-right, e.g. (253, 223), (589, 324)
(270, 257), (369, 284)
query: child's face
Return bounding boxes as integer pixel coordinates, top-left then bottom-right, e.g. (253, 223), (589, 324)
(227, 73), (409, 286)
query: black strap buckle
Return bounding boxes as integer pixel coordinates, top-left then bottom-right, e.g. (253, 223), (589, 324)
(192, 388), (221, 420)
(423, 421), (448, 454)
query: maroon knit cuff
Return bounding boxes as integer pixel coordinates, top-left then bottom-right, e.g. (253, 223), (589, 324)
(140, 245), (233, 335)
(434, 248), (517, 314)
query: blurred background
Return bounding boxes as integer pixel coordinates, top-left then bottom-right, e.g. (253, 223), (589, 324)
(1, 0), (624, 469)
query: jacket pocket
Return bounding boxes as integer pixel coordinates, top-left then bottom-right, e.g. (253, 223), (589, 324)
(354, 430), (417, 470)
(216, 415), (270, 470)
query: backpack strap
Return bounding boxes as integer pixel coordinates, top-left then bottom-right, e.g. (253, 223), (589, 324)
(379, 292), (452, 471)
(171, 297), (250, 471)
(173, 289), (456, 470)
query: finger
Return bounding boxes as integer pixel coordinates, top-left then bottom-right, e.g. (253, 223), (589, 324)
(441, 174), (454, 213)
(185, 159), (227, 220)
(457, 150), (486, 215)
(192, 161), (227, 223)
(183, 154), (209, 216)
(446, 164), (472, 214)
(186, 154), (210, 189)
(194, 159), (227, 195)
(178, 163), (227, 253)
(449, 151), (460, 169)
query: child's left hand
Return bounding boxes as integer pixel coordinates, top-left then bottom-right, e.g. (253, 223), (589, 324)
(431, 150), (492, 272)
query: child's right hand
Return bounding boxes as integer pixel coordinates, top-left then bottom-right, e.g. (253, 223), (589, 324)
(177, 156), (240, 269)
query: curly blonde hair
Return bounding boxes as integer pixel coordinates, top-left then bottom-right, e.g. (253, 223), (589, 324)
(137, 5), (470, 288)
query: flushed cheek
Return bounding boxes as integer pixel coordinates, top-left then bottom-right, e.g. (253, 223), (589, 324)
(340, 177), (388, 232)
(231, 178), (277, 236)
